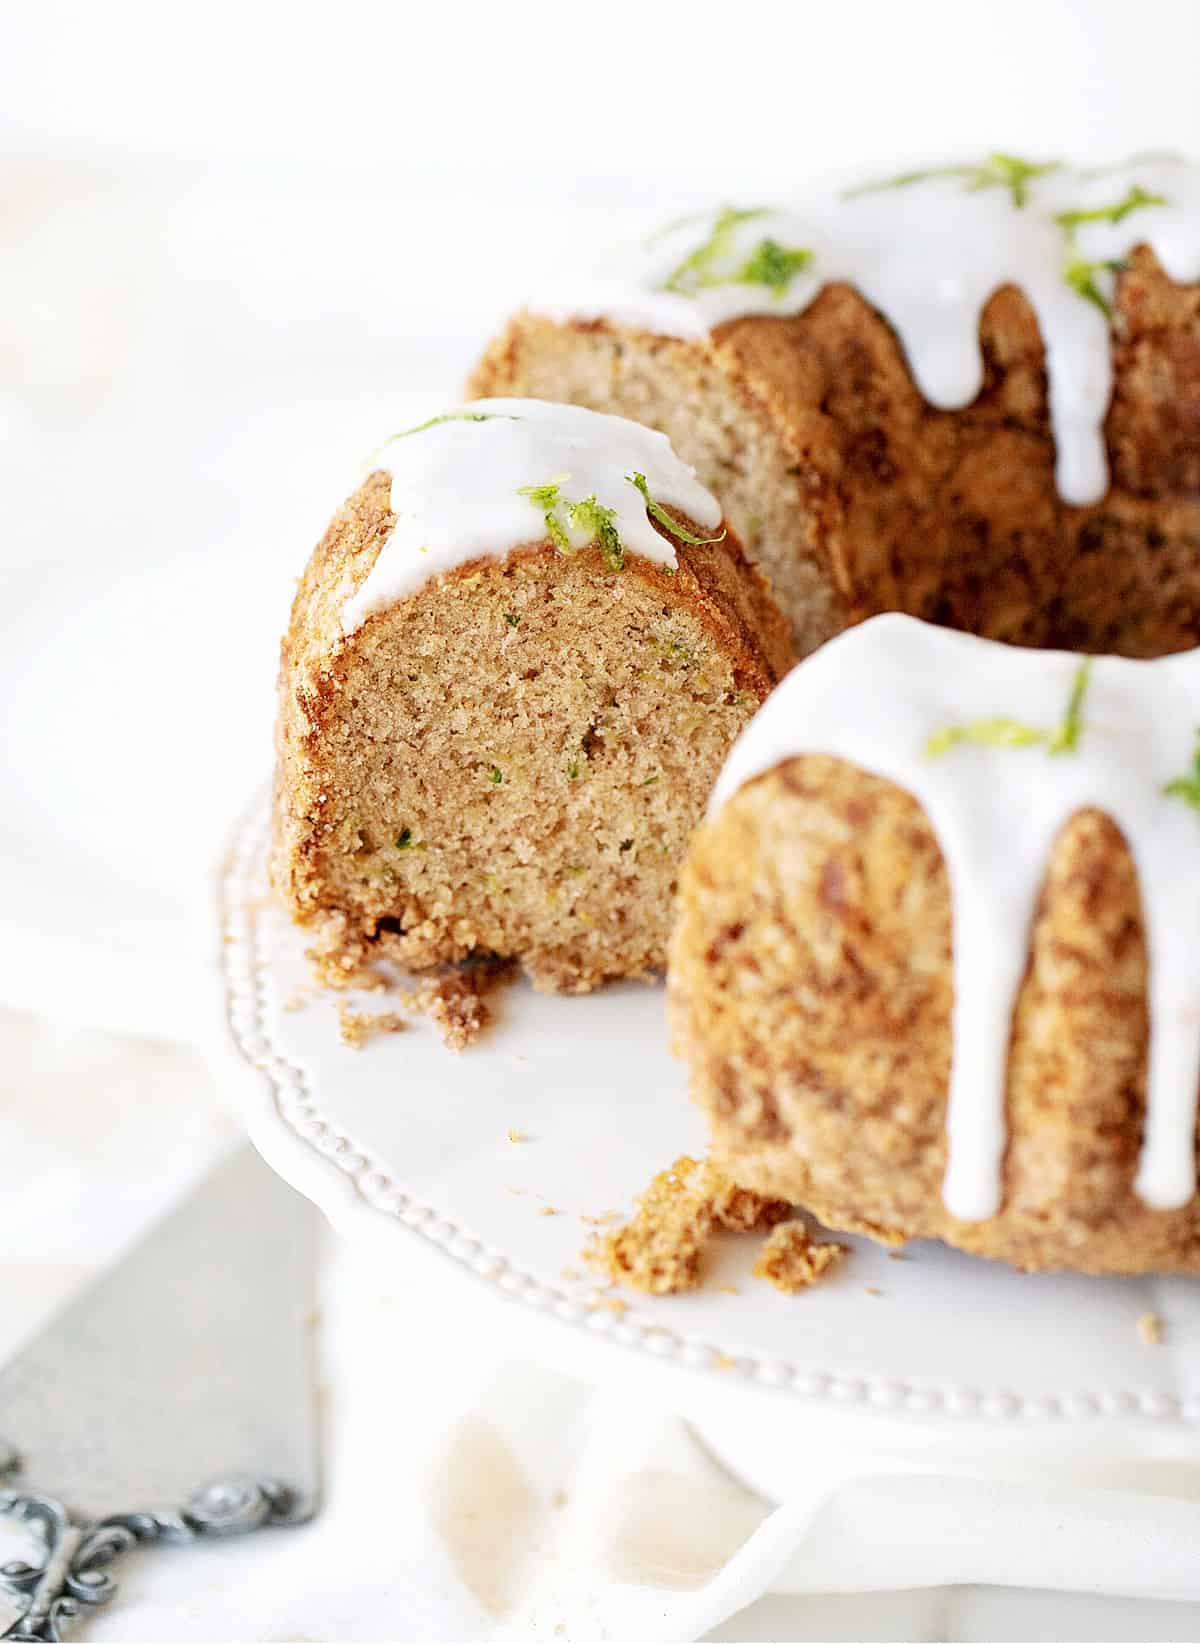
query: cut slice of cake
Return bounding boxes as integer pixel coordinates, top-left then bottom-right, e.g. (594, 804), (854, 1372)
(272, 400), (792, 995)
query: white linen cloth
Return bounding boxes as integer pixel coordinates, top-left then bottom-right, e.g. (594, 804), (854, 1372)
(5, 1011), (1200, 1642)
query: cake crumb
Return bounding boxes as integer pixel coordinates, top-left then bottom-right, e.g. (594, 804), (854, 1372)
(551, 1490), (568, 1510)
(1137, 1310), (1165, 1345)
(310, 945), (388, 992)
(864, 1285), (883, 1297)
(700, 1162), (791, 1233)
(585, 1156), (712, 1294)
(712, 1353), (736, 1371)
(506, 1129), (527, 1144)
(584, 1155), (794, 1296)
(337, 1004), (407, 1048)
(560, 1266), (581, 1281)
(753, 1222), (848, 1294)
(312, 946), (515, 1051)
(538, 1205), (558, 1217)
(397, 962), (511, 1051)
(718, 1284), (740, 1296)
(588, 1293), (629, 1315)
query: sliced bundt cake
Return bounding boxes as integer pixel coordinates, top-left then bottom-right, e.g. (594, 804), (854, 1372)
(470, 156), (1200, 660)
(668, 613), (1200, 1274)
(272, 399), (791, 994)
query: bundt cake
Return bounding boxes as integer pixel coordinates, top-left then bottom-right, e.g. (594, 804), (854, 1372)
(668, 614), (1200, 1274)
(271, 399), (792, 994)
(470, 155), (1200, 661)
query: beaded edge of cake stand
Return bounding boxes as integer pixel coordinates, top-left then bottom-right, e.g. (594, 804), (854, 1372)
(219, 798), (1199, 1429)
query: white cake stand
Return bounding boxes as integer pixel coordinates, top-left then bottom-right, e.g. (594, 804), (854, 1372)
(212, 799), (1200, 1561)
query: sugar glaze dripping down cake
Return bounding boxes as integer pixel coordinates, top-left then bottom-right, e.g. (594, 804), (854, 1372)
(471, 155), (1200, 662)
(669, 614), (1200, 1274)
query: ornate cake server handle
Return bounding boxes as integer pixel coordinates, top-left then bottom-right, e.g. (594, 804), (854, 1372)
(0, 1441), (311, 1642)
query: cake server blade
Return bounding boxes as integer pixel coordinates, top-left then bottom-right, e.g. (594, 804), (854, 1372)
(0, 1143), (319, 1639)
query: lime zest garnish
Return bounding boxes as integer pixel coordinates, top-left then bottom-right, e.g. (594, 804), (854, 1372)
(518, 478), (627, 568)
(1164, 731), (1200, 813)
(1055, 183), (1168, 230)
(845, 153), (1059, 209)
(661, 205), (768, 295)
(517, 476), (571, 554)
(924, 718), (1046, 757)
(365, 411), (519, 473)
(1055, 185), (1162, 314)
(567, 494), (624, 571)
(627, 472), (725, 547)
(926, 660), (1093, 759)
(733, 238), (813, 293)
(392, 410), (518, 439)
(1047, 659), (1093, 754)
(1063, 255), (1125, 316)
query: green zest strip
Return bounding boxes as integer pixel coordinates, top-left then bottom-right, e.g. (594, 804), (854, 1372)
(517, 477), (571, 554)
(924, 717), (1045, 757)
(658, 206), (811, 297)
(1047, 659), (1092, 754)
(1063, 256), (1124, 316)
(926, 659), (1093, 759)
(1164, 731), (1200, 813)
(567, 494), (624, 570)
(1055, 183), (1166, 316)
(367, 411), (520, 472)
(517, 478), (625, 569)
(661, 205), (767, 294)
(1055, 183), (1168, 229)
(627, 472), (725, 547)
(846, 153), (1059, 209)
(390, 410), (519, 440)
(733, 238), (813, 292)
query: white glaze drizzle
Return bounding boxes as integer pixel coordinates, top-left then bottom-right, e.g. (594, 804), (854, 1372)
(534, 155), (1200, 507)
(711, 613), (1200, 1221)
(340, 399), (723, 634)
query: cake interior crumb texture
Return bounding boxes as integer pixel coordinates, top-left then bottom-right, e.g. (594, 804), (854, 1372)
(273, 471), (789, 994)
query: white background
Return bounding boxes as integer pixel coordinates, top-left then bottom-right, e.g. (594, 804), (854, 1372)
(5, 3), (1200, 1637)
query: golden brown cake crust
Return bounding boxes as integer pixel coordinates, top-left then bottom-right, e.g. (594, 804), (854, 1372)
(668, 756), (1200, 1274)
(271, 473), (792, 994)
(469, 246), (1200, 659)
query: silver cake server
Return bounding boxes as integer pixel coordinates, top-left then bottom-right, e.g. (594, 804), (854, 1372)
(0, 1144), (319, 1641)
